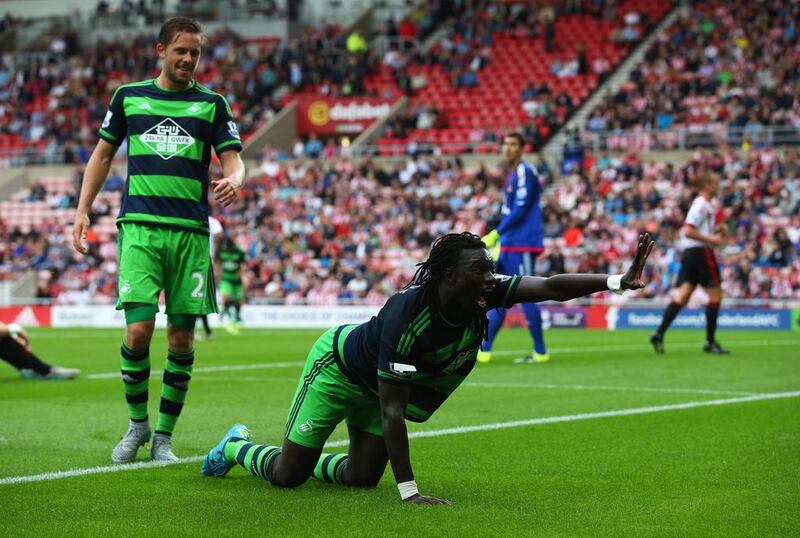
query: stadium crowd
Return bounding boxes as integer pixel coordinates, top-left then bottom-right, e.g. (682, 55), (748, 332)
(2, 145), (798, 305)
(585, 0), (800, 146)
(1, 0), (669, 166)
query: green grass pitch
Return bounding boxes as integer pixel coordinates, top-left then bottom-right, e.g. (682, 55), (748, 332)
(1, 327), (798, 536)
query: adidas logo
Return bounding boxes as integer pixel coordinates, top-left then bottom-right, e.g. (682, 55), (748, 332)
(188, 104), (201, 112)
(139, 101), (152, 110)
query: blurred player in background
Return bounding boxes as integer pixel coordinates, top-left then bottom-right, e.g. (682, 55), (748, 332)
(650, 172), (730, 355)
(202, 232), (654, 505)
(0, 322), (80, 380)
(478, 132), (549, 364)
(218, 234), (247, 335)
(72, 17), (245, 462)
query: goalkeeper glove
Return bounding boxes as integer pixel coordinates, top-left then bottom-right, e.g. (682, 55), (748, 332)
(489, 242), (501, 262)
(481, 229), (500, 248)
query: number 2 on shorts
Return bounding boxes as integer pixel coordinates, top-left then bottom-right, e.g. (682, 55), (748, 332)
(191, 272), (204, 298)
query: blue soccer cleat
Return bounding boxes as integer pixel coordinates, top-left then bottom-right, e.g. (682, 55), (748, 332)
(202, 424), (251, 477)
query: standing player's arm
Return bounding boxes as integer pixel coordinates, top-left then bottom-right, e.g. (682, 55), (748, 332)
(512, 233), (655, 303)
(378, 380), (450, 505)
(212, 150), (245, 207)
(683, 224), (724, 247)
(73, 139), (118, 254)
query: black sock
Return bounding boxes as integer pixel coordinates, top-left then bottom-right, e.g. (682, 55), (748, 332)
(656, 302), (682, 336)
(0, 336), (51, 375)
(200, 315), (211, 336)
(706, 302), (720, 343)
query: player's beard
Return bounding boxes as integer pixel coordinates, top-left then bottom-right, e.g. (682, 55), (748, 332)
(166, 61), (195, 87)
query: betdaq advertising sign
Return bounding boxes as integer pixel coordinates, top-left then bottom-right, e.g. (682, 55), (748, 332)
(610, 308), (793, 331)
(296, 96), (392, 135)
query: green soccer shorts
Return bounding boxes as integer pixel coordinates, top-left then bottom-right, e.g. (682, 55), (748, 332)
(285, 324), (382, 449)
(219, 281), (244, 302)
(116, 222), (217, 315)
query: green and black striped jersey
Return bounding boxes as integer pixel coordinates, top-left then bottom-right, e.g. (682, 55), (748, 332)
(98, 79), (242, 234)
(340, 274), (521, 422)
(219, 246), (246, 284)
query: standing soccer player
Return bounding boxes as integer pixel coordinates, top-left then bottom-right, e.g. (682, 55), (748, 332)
(218, 235), (247, 335)
(650, 172), (729, 354)
(72, 17), (245, 462)
(478, 133), (549, 364)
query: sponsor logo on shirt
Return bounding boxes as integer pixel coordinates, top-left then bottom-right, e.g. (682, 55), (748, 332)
(442, 348), (477, 374)
(140, 118), (196, 160)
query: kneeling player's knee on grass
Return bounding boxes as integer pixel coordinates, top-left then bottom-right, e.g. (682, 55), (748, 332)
(271, 468), (311, 488)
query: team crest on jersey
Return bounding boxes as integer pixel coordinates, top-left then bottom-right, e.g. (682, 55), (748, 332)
(227, 121), (240, 139)
(297, 419), (315, 435)
(140, 118), (195, 160)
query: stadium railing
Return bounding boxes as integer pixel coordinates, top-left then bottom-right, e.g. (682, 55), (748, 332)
(580, 125), (800, 153)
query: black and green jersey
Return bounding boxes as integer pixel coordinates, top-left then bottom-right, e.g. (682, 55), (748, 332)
(340, 274), (521, 422)
(98, 79), (242, 234)
(219, 247), (246, 284)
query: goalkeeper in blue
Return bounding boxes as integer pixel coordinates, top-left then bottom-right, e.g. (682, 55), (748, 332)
(479, 132), (549, 364)
(202, 232), (655, 505)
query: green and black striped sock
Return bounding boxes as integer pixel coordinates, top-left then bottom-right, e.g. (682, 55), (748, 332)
(155, 349), (194, 436)
(120, 342), (150, 422)
(225, 441), (281, 481)
(312, 453), (348, 485)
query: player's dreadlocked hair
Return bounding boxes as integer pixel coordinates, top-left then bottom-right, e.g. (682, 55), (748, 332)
(406, 232), (490, 338)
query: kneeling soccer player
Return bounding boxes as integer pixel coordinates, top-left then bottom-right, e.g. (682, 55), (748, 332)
(202, 232), (654, 504)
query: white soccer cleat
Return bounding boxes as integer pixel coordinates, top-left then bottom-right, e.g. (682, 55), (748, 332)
(47, 366), (81, 380)
(111, 423), (151, 463)
(151, 433), (179, 462)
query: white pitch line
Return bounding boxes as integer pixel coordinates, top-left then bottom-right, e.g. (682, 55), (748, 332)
(464, 382), (755, 396)
(2, 390), (798, 486)
(87, 361), (305, 380)
(84, 337), (800, 380)
(191, 376), (299, 383)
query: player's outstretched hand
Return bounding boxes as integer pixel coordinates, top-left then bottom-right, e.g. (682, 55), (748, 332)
(211, 177), (242, 207)
(620, 233), (655, 291)
(404, 493), (451, 505)
(72, 212), (90, 254)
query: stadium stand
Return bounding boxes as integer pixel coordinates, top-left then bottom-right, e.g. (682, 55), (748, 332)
(583, 0), (800, 151)
(1, 0), (798, 306)
(2, 147), (798, 304)
(373, 0), (674, 155)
